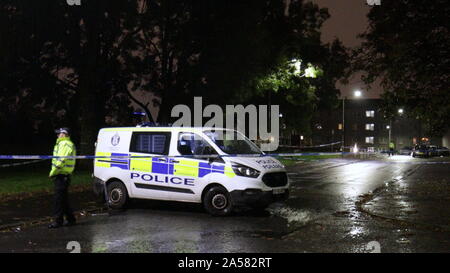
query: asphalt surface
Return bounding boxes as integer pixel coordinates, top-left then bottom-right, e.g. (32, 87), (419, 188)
(0, 156), (449, 253)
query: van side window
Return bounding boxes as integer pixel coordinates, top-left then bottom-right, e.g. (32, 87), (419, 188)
(130, 132), (171, 155)
(178, 132), (217, 156)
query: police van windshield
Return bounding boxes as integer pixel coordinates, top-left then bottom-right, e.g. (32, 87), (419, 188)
(203, 130), (262, 155)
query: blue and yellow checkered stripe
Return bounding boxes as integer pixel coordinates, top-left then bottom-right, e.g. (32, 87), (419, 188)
(95, 152), (130, 170)
(95, 153), (236, 178)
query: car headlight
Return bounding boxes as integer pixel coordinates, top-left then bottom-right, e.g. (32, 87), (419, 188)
(231, 164), (260, 178)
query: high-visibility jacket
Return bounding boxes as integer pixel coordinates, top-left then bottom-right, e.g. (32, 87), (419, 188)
(49, 137), (76, 177)
(389, 142), (395, 149)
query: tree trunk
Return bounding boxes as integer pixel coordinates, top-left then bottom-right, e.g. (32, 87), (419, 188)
(156, 91), (176, 124)
(76, 2), (102, 168)
(78, 72), (98, 156)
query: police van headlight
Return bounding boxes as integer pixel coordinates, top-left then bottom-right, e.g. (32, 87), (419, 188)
(232, 164), (260, 178)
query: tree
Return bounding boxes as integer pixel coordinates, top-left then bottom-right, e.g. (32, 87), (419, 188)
(0, 0), (349, 155)
(0, 0), (143, 155)
(355, 0), (450, 136)
(228, 1), (350, 135)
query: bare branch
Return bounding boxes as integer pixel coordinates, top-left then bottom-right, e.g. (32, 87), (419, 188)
(125, 88), (156, 123)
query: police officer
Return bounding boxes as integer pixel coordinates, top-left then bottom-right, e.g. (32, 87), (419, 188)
(48, 127), (77, 228)
(388, 141), (395, 156)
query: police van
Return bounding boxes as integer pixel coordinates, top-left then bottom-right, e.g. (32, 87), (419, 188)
(93, 126), (289, 216)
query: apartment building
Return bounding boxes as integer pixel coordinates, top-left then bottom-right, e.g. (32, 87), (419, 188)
(310, 99), (424, 151)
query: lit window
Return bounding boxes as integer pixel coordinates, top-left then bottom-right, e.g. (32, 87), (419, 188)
(365, 124), (375, 131)
(365, 137), (374, 144)
(338, 123), (343, 130)
(366, 110), (375, 117)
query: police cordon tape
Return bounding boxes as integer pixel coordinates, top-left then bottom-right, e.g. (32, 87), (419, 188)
(1, 154), (449, 169)
(0, 141), (345, 162)
(0, 153), (345, 160)
(0, 159), (46, 168)
(278, 141), (342, 149)
(0, 153), (344, 172)
(1, 153), (449, 160)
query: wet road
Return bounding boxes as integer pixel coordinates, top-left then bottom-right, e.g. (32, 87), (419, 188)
(1, 156), (449, 253)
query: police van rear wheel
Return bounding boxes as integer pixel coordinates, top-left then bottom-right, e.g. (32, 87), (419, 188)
(203, 186), (233, 216)
(106, 181), (128, 209)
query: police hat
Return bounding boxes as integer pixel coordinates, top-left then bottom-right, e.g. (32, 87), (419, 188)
(55, 127), (70, 135)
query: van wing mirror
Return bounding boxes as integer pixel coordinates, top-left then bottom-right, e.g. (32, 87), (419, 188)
(178, 144), (193, 155)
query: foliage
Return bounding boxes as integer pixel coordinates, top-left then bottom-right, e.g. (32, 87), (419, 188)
(355, 0), (450, 136)
(0, 0), (350, 153)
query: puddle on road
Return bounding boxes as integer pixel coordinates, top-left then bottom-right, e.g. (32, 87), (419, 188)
(268, 206), (314, 227)
(347, 225), (366, 239)
(232, 204), (325, 240)
(262, 204), (328, 239)
(396, 237), (411, 244)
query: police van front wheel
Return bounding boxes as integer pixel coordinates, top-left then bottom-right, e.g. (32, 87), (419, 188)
(106, 181), (128, 209)
(203, 186), (233, 216)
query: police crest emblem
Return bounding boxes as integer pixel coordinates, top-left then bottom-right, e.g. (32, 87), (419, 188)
(111, 133), (120, 146)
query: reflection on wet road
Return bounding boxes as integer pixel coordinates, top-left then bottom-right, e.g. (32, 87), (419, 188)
(0, 156), (449, 253)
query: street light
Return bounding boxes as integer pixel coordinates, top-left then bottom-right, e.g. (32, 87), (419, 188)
(388, 120), (392, 146)
(291, 59), (302, 75)
(341, 90), (364, 151)
(290, 59), (320, 78)
(388, 109), (405, 148)
(270, 59), (319, 131)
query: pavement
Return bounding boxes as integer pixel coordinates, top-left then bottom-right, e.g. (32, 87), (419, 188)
(0, 187), (101, 229)
(0, 155), (449, 253)
(361, 163), (450, 230)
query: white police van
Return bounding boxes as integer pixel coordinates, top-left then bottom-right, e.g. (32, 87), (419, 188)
(93, 126), (289, 216)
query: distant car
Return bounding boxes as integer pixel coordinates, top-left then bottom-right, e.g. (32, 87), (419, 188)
(379, 149), (393, 155)
(398, 146), (412, 155)
(436, 146), (450, 157)
(428, 145), (440, 157)
(412, 145), (430, 158)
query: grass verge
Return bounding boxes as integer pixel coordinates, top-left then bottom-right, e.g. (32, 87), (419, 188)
(0, 160), (92, 198)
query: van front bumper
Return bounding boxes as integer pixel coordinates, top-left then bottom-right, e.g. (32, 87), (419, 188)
(230, 188), (289, 208)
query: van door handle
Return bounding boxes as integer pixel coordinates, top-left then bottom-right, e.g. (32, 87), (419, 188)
(158, 158), (167, 162)
(171, 160), (180, 163)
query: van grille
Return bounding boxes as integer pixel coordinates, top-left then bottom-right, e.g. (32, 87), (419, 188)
(262, 172), (288, 187)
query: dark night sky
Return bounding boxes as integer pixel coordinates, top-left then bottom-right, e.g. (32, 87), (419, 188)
(310, 0), (383, 99)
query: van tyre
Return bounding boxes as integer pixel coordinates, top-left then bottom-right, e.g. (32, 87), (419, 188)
(106, 181), (128, 209)
(203, 186), (233, 216)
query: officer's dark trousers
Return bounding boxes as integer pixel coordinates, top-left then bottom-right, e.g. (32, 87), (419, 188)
(53, 174), (75, 224)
